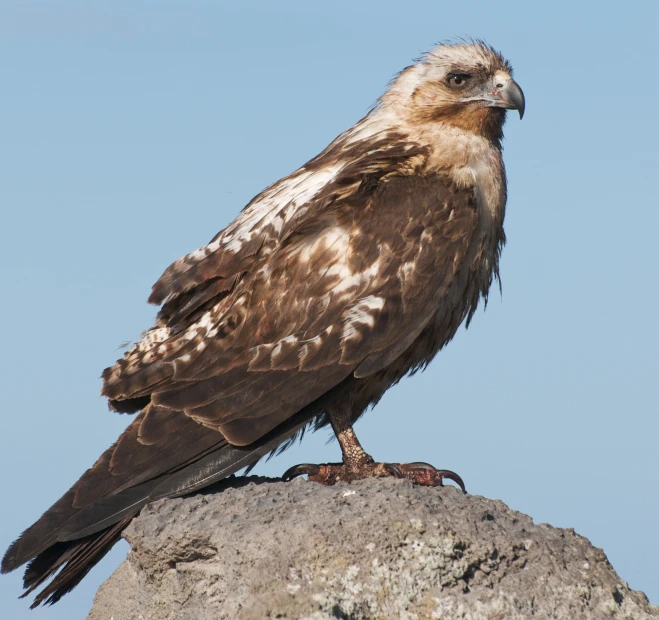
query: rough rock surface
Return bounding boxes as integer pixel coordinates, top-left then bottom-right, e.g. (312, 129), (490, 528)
(88, 477), (658, 620)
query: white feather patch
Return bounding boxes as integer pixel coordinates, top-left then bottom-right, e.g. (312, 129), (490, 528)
(223, 165), (342, 252)
(341, 295), (385, 343)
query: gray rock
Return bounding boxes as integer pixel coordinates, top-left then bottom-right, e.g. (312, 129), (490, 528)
(87, 477), (658, 620)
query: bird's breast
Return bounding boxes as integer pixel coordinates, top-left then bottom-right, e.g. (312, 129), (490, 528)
(422, 127), (506, 232)
(468, 153), (506, 235)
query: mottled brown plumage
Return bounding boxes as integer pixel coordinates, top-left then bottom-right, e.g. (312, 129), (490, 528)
(1, 40), (524, 607)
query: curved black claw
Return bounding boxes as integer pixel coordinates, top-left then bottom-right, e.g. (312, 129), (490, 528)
(404, 463), (467, 494)
(436, 469), (467, 494)
(282, 463), (321, 482)
(383, 463), (406, 479)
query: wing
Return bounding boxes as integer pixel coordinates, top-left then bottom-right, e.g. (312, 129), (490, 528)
(102, 169), (480, 447)
(146, 135), (421, 324)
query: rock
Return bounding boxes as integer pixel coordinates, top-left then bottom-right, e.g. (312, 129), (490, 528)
(87, 477), (658, 620)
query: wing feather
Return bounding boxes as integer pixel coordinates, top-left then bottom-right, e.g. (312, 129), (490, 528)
(103, 169), (479, 447)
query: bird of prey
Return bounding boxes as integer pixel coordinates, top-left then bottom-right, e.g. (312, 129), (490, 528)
(2, 40), (524, 607)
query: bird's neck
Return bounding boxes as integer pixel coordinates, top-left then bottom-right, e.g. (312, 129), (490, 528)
(310, 107), (508, 235)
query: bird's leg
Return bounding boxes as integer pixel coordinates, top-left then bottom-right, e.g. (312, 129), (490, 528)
(282, 405), (466, 492)
(329, 405), (376, 473)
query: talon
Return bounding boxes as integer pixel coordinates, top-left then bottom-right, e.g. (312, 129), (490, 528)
(384, 463), (405, 478)
(436, 469), (467, 494)
(399, 463), (467, 493)
(282, 463), (320, 481)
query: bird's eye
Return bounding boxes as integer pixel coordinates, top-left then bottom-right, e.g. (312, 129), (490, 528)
(447, 74), (471, 89)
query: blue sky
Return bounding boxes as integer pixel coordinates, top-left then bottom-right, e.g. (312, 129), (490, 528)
(1, 1), (657, 617)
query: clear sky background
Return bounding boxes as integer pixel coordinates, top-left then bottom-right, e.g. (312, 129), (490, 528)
(1, 2), (657, 618)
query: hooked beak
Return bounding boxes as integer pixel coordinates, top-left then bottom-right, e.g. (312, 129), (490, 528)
(460, 77), (525, 119)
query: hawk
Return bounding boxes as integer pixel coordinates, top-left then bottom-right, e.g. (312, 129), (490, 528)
(2, 40), (524, 607)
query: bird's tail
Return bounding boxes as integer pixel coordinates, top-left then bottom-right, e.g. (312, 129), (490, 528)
(18, 517), (132, 608)
(1, 403), (319, 607)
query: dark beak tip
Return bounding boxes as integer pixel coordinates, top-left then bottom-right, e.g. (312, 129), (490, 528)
(510, 80), (525, 120)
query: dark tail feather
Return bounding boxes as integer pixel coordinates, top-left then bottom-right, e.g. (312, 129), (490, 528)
(19, 427), (296, 608)
(3, 379), (353, 607)
(22, 517), (131, 608)
(3, 434), (270, 608)
(2, 487), (79, 576)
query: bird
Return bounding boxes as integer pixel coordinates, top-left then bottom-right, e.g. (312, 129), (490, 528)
(2, 40), (524, 607)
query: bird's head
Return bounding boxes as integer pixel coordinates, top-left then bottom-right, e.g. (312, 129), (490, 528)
(385, 41), (524, 143)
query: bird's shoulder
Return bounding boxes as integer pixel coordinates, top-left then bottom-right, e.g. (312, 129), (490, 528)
(147, 132), (434, 313)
